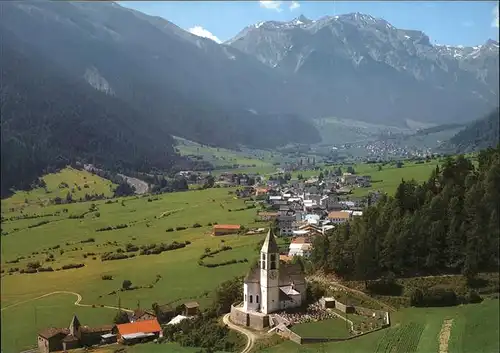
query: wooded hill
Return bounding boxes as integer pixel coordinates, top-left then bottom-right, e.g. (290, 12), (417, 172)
(0, 28), (180, 197)
(440, 108), (499, 154)
(312, 146), (500, 281)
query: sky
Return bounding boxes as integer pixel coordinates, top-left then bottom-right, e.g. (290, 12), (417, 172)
(118, 1), (499, 47)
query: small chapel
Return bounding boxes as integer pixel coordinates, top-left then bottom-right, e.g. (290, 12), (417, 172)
(230, 229), (306, 329)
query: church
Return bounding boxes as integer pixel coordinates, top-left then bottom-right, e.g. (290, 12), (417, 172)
(230, 229), (306, 329)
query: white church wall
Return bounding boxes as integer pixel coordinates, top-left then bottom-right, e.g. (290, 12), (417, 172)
(243, 282), (260, 312)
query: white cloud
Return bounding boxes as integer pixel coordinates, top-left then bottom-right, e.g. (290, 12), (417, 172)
(290, 1), (300, 11)
(260, 1), (282, 12)
(493, 5), (499, 28)
(188, 26), (221, 44)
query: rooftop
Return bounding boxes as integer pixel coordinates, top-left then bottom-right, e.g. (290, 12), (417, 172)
(213, 224), (241, 230)
(328, 211), (351, 219)
(116, 319), (161, 336)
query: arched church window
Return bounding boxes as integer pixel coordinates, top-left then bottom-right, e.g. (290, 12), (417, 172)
(245, 294), (247, 301)
(250, 295), (253, 303)
(256, 295), (259, 304)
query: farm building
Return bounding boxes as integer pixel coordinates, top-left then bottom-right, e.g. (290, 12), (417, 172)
(213, 224), (241, 236)
(37, 315), (113, 353)
(115, 319), (162, 344)
(183, 301), (200, 316)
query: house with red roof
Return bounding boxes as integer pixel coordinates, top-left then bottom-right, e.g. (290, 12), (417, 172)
(213, 224), (241, 236)
(115, 319), (162, 343)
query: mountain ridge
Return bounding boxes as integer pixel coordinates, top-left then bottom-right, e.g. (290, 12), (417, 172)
(227, 12), (498, 126)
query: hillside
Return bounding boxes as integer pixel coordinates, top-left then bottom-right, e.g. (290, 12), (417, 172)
(0, 28), (180, 197)
(440, 109), (500, 153)
(0, 1), (320, 150)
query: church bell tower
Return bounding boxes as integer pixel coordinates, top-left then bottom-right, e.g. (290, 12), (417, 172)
(260, 229), (280, 314)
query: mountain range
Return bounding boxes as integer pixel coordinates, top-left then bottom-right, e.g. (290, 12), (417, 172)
(1, 1), (498, 195)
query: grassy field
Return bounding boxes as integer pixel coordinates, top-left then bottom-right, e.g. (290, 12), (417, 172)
(1, 167), (116, 212)
(292, 318), (351, 339)
(174, 137), (278, 168)
(261, 299), (499, 353)
(313, 117), (411, 145)
(289, 159), (440, 197)
(1, 185), (265, 352)
(1, 293), (117, 353)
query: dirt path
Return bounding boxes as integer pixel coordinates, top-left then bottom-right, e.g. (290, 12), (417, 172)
(223, 313), (257, 353)
(438, 319), (454, 353)
(1, 291), (133, 313)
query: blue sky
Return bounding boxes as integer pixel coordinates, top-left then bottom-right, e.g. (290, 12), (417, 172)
(119, 1), (499, 46)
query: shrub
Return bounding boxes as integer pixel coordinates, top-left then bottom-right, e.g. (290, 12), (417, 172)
(27, 261), (41, 270)
(38, 267), (54, 272)
(96, 224), (128, 232)
(122, 279), (132, 290)
(125, 243), (139, 252)
(175, 226), (187, 231)
(101, 252), (128, 261)
(94, 212), (101, 218)
(413, 286), (458, 307)
(22, 268), (38, 274)
(466, 290), (483, 304)
(102, 275), (113, 280)
(166, 228), (174, 232)
(114, 310), (130, 324)
(61, 263), (85, 270)
(192, 223), (202, 228)
(81, 237), (95, 243)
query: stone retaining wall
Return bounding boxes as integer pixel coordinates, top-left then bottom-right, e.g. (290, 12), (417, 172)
(283, 297), (392, 345)
(230, 304), (269, 330)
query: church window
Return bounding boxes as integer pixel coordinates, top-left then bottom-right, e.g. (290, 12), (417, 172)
(270, 254), (276, 270)
(256, 295), (259, 304)
(245, 294), (247, 301)
(250, 295), (253, 303)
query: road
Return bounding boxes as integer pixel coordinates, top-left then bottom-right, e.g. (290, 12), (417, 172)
(1, 291), (133, 313)
(223, 313), (257, 353)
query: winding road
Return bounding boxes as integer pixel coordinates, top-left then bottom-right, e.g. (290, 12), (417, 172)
(223, 313), (257, 353)
(1, 291), (133, 313)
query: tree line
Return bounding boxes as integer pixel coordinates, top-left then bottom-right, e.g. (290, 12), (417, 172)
(311, 146), (500, 283)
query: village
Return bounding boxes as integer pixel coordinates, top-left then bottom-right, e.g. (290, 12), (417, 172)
(35, 166), (387, 352)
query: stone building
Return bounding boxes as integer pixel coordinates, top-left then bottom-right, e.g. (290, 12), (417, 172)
(37, 315), (112, 353)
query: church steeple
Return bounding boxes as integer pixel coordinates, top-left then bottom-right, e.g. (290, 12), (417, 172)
(260, 228), (280, 314)
(69, 314), (81, 338)
(261, 228), (279, 254)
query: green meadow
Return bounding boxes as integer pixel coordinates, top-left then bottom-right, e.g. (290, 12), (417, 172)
(290, 159), (440, 197)
(174, 137), (278, 168)
(1, 167), (116, 212)
(261, 299), (499, 353)
(1, 183), (265, 352)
